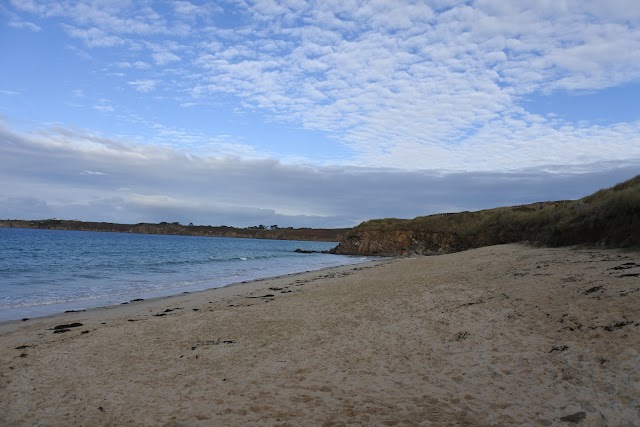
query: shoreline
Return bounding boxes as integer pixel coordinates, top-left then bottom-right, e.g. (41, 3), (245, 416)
(0, 257), (388, 329)
(0, 247), (382, 325)
(1, 243), (638, 425)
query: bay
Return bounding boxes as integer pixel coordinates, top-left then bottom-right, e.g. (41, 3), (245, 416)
(0, 228), (370, 322)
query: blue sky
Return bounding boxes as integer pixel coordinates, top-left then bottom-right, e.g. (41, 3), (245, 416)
(1, 1), (639, 227)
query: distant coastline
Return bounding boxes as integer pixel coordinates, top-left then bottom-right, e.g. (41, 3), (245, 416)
(4, 174), (638, 256)
(0, 219), (349, 243)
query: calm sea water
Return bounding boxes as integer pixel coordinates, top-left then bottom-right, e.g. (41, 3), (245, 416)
(0, 228), (370, 322)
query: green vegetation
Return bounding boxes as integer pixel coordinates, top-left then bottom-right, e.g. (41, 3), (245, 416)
(3, 176), (638, 252)
(354, 175), (640, 250)
(0, 220), (349, 243)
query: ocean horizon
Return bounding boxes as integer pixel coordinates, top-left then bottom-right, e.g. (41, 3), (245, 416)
(0, 227), (372, 322)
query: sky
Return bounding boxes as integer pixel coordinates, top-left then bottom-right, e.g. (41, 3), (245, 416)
(1, 0), (639, 228)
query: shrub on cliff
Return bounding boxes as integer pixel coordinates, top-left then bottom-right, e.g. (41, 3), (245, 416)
(336, 175), (640, 255)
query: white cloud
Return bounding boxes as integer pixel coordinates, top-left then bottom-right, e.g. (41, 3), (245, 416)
(64, 44), (92, 60)
(132, 60), (151, 69)
(182, 0), (640, 170)
(93, 103), (114, 113)
(9, 0), (63, 17)
(7, 0), (640, 173)
(128, 79), (158, 93)
(12, 0), (170, 35)
(115, 61), (151, 69)
(62, 24), (125, 48)
(152, 51), (181, 66)
(0, 122), (637, 226)
(173, 1), (221, 17)
(8, 19), (41, 31)
(69, 3), (166, 35)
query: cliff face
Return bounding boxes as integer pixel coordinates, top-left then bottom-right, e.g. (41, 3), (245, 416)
(331, 230), (414, 256)
(332, 174), (640, 256)
(330, 228), (509, 256)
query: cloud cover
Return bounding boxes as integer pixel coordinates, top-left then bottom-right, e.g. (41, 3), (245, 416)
(2, 1), (640, 225)
(1, 122), (636, 227)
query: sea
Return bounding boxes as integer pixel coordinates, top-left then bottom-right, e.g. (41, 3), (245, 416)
(0, 227), (371, 322)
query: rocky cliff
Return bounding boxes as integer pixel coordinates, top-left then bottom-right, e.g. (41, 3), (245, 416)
(332, 175), (640, 256)
(330, 226), (512, 256)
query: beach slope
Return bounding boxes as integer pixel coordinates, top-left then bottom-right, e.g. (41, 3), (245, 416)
(1, 244), (638, 426)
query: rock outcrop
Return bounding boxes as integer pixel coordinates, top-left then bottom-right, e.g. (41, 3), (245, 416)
(330, 228), (503, 256)
(331, 174), (640, 256)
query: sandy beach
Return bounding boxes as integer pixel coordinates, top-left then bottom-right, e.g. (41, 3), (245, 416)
(1, 243), (638, 426)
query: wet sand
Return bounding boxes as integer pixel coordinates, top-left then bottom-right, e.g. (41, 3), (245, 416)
(1, 244), (638, 426)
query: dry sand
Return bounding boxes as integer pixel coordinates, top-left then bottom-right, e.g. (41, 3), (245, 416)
(1, 243), (638, 426)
